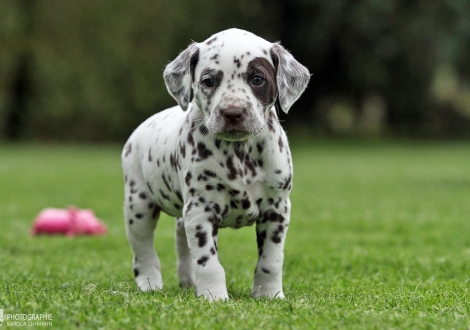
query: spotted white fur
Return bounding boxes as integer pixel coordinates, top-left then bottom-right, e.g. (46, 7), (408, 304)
(122, 28), (310, 301)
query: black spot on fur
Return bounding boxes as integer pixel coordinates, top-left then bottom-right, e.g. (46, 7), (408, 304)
(235, 215), (243, 226)
(261, 268), (271, 274)
(225, 157), (238, 180)
(133, 268), (139, 277)
(185, 172), (192, 186)
(170, 153), (180, 171)
(256, 230), (267, 256)
(180, 143), (186, 158)
(125, 143), (132, 157)
(159, 189), (170, 200)
(162, 174), (172, 191)
(204, 170), (217, 178)
(221, 204), (229, 218)
(195, 231), (208, 247)
(199, 124), (208, 135)
(234, 148), (245, 162)
(208, 215), (219, 237)
(229, 189), (240, 196)
(146, 182), (154, 195)
(197, 173), (207, 181)
(234, 57), (241, 68)
(263, 210), (285, 223)
(230, 200), (238, 209)
(197, 255), (209, 266)
(135, 213), (143, 219)
(139, 192), (147, 200)
(206, 37), (218, 45)
(245, 156), (257, 177)
(152, 204), (160, 218)
(176, 191), (184, 202)
(187, 131), (195, 146)
(241, 197), (251, 209)
(281, 174), (292, 190)
(185, 201), (194, 214)
(278, 136), (284, 153)
(196, 142), (213, 161)
(271, 224), (284, 244)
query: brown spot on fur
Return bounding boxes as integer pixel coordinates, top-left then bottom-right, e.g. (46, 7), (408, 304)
(243, 57), (277, 106)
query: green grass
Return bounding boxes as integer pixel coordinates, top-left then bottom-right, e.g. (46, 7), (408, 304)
(1, 140), (470, 329)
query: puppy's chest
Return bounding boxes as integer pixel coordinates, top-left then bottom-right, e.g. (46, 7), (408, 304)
(198, 174), (282, 229)
(184, 140), (291, 228)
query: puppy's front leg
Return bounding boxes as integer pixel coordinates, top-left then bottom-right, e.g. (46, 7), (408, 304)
(184, 202), (228, 301)
(253, 199), (291, 298)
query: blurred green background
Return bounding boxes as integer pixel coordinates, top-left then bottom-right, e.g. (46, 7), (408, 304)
(1, 0), (470, 142)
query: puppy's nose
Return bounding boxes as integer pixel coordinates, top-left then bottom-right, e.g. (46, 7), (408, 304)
(222, 107), (245, 124)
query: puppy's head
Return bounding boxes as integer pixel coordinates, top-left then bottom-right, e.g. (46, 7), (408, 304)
(164, 28), (310, 141)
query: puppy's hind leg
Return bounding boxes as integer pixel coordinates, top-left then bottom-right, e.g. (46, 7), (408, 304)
(124, 177), (163, 291)
(175, 218), (195, 288)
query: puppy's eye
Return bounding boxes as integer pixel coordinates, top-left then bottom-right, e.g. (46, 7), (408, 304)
(202, 78), (215, 87)
(252, 75), (264, 86)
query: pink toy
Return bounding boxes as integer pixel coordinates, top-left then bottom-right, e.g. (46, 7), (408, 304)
(32, 207), (107, 237)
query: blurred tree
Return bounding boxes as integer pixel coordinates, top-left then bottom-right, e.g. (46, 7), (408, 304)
(0, 0), (469, 140)
(0, 0), (33, 140)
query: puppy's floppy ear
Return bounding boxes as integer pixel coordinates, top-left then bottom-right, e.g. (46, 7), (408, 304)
(163, 42), (199, 111)
(270, 43), (310, 113)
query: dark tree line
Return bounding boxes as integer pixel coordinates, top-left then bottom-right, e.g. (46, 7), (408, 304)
(1, 0), (469, 141)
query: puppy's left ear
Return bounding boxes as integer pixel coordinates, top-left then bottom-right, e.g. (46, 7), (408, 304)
(163, 42), (199, 111)
(270, 43), (310, 113)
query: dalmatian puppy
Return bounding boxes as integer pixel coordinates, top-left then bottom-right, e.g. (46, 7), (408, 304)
(122, 28), (310, 301)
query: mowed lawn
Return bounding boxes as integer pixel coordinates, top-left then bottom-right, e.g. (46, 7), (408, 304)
(0, 140), (469, 329)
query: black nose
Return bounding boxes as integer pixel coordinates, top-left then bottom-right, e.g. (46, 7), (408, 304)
(222, 107), (245, 124)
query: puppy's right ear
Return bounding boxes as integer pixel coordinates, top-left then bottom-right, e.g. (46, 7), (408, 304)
(163, 43), (199, 111)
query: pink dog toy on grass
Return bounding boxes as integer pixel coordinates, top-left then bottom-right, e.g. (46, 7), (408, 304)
(32, 207), (107, 237)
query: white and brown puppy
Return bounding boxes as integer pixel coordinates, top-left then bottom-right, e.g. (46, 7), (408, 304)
(122, 28), (310, 301)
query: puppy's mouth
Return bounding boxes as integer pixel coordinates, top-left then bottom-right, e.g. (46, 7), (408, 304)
(216, 129), (251, 141)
